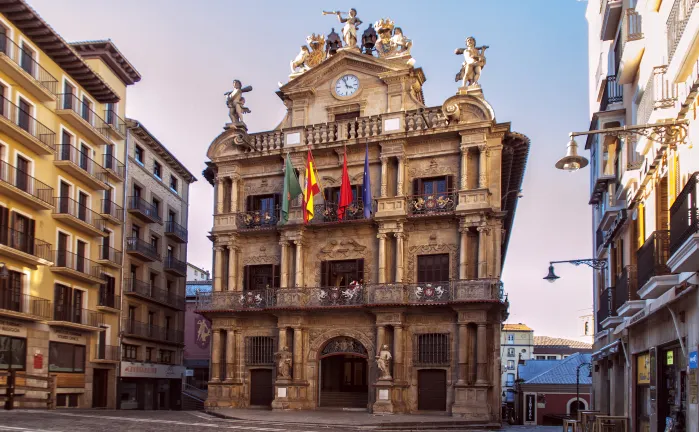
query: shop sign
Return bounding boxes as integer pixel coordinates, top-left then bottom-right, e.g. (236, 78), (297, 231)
(49, 329), (86, 345)
(185, 369), (194, 377)
(689, 351), (698, 370)
(120, 361), (185, 379)
(524, 394), (535, 423)
(637, 353), (650, 384)
(0, 318), (27, 338)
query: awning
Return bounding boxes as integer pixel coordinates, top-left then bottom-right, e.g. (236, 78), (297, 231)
(614, 280), (697, 334)
(592, 339), (621, 361)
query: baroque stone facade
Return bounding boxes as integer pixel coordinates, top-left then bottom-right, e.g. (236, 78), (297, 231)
(199, 37), (528, 423)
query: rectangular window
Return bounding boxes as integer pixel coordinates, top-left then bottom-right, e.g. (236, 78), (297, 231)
(0, 270), (22, 313)
(547, 355), (557, 360)
(56, 393), (78, 408)
(415, 333), (450, 365)
(507, 360), (515, 370)
(122, 344), (138, 361)
(319, 259), (364, 287)
(507, 348), (515, 357)
(0, 336), (26, 370)
(506, 334), (515, 344)
(150, 235), (159, 252)
(153, 161), (162, 179)
(100, 275), (116, 308)
(152, 198), (160, 217)
(48, 342), (85, 373)
(413, 176), (454, 195)
(324, 185), (362, 204)
(105, 102), (116, 126)
(247, 194), (279, 212)
(244, 336), (275, 365)
(243, 264), (280, 291)
(134, 146), (144, 164)
(506, 373), (515, 387)
(169, 175), (178, 193)
(19, 42), (35, 76)
(145, 347), (153, 362)
(158, 349), (173, 364)
(416, 254), (449, 283)
(17, 97), (31, 132)
(62, 81), (75, 110)
(81, 95), (92, 124)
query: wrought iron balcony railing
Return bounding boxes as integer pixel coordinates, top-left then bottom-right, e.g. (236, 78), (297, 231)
(637, 66), (677, 126)
(98, 288), (120, 310)
(0, 95), (56, 150)
(104, 109), (126, 136)
(407, 192), (457, 216)
(668, 0), (699, 63)
(670, 172), (699, 255)
(123, 278), (185, 309)
(53, 305), (104, 327)
(99, 244), (122, 266)
(125, 237), (161, 262)
(127, 196), (162, 223)
(236, 209), (279, 230)
(56, 93), (110, 138)
(101, 199), (124, 222)
(0, 224), (52, 261)
(93, 344), (120, 361)
(636, 230), (671, 290)
(164, 255), (187, 275)
(0, 292), (52, 319)
(165, 220), (188, 242)
(311, 201), (367, 224)
(122, 319), (184, 344)
(0, 159), (53, 205)
(0, 34), (59, 95)
(614, 265), (637, 308)
(53, 196), (106, 232)
(51, 250), (104, 280)
(102, 153), (125, 179)
(600, 75), (623, 111)
(597, 287), (615, 332)
(55, 144), (107, 184)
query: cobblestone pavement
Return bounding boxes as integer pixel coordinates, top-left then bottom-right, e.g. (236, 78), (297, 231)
(0, 410), (561, 432)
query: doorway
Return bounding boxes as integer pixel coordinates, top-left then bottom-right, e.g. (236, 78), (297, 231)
(319, 355), (368, 408)
(417, 369), (446, 411)
(249, 369), (273, 406)
(93, 369), (109, 408)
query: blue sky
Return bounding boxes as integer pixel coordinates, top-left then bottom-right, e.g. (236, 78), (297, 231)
(29, 0), (594, 340)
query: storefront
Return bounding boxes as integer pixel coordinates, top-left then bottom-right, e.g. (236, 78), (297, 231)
(118, 362), (184, 410)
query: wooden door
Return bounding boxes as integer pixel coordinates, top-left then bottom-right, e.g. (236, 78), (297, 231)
(54, 284), (71, 321)
(79, 144), (89, 171)
(57, 232), (68, 267)
(92, 369), (108, 408)
(59, 181), (70, 213)
(78, 192), (88, 222)
(249, 369), (273, 406)
(76, 240), (86, 274)
(15, 155), (29, 192)
(417, 369), (446, 411)
(17, 98), (30, 131)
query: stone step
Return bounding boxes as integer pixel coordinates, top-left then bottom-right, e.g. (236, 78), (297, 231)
(319, 391), (368, 408)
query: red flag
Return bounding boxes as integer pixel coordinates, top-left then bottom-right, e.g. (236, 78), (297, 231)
(337, 150), (353, 220)
(303, 150), (321, 223)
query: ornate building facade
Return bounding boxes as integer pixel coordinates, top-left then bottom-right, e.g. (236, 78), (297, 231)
(197, 15), (528, 422)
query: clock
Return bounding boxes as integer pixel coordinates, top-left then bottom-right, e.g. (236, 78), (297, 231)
(334, 74), (360, 97)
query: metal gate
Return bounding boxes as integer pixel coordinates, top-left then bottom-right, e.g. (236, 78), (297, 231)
(249, 369), (273, 406)
(417, 369), (446, 411)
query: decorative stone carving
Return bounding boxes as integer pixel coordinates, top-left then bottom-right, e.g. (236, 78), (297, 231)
(308, 329), (374, 362)
(290, 34), (326, 79)
(320, 336), (368, 357)
(376, 344), (393, 380)
(242, 255), (281, 265)
(406, 243), (457, 283)
(225, 80), (253, 127)
(275, 346), (292, 378)
(454, 37), (488, 88)
(407, 158), (457, 179)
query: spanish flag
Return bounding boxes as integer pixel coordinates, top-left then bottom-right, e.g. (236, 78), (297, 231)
(303, 150), (320, 223)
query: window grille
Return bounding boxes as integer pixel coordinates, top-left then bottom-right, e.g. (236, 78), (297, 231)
(414, 333), (450, 366)
(244, 336), (275, 365)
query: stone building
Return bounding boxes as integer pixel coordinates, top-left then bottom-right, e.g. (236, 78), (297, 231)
(501, 323), (534, 403)
(197, 18), (529, 422)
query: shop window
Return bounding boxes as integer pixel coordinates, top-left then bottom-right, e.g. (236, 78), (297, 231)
(49, 342), (85, 373)
(243, 264), (280, 291)
(244, 336), (274, 365)
(415, 333), (450, 366)
(123, 344), (138, 361)
(0, 336), (26, 370)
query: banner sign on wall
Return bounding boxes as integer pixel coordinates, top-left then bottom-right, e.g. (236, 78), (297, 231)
(525, 393), (535, 423)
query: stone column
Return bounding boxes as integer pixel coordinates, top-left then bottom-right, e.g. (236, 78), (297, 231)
(377, 233), (387, 283)
(477, 226), (488, 278)
(394, 325), (403, 381)
(278, 327), (287, 349)
(478, 145), (487, 189)
(294, 241), (303, 287)
(396, 156), (405, 196)
(476, 323), (488, 384)
(380, 156), (388, 198)
(230, 177), (239, 213)
(457, 323), (468, 384)
(377, 325), (386, 351)
(216, 178), (224, 214)
(494, 223), (502, 278)
(394, 233), (404, 283)
(280, 241), (289, 288)
(211, 329), (222, 382)
(227, 246), (237, 291)
(293, 327), (303, 381)
(459, 227), (468, 279)
(213, 246), (224, 292)
(225, 330), (236, 382)
(460, 146), (469, 190)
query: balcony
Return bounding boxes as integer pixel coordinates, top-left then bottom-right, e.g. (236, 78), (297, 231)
(0, 34), (58, 101)
(600, 0), (623, 41)
(600, 287), (624, 329)
(600, 75), (623, 112)
(667, 0), (699, 64)
(637, 66), (678, 127)
(50, 250), (106, 285)
(599, 186), (626, 232)
(164, 256), (187, 277)
(97, 245), (122, 268)
(0, 160), (54, 210)
(102, 153), (125, 182)
(54, 144), (109, 190)
(97, 288), (120, 313)
(236, 209), (279, 231)
(0, 292), (52, 321)
(104, 109), (126, 140)
(52, 197), (107, 238)
(100, 199), (124, 225)
(92, 344), (120, 363)
(127, 196), (162, 224)
(597, 287), (614, 332)
(668, 173), (699, 272)
(165, 220), (188, 243)
(55, 93), (110, 145)
(125, 237), (160, 262)
(637, 230), (678, 299)
(617, 9), (645, 85)
(615, 265), (644, 317)
(407, 192), (457, 217)
(48, 305), (104, 331)
(0, 225), (53, 266)
(123, 278), (185, 310)
(122, 319), (184, 344)
(195, 279), (503, 312)
(310, 201), (368, 225)
(0, 95), (56, 155)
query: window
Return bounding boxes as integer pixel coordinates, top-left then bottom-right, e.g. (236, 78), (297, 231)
(0, 270), (22, 313)
(506, 373), (515, 387)
(0, 82), (6, 116)
(105, 102), (116, 126)
(19, 42), (35, 76)
(150, 235), (159, 252)
(170, 175), (178, 193)
(133, 184), (141, 199)
(507, 348), (515, 357)
(131, 224), (140, 239)
(507, 360), (515, 370)
(62, 81), (75, 110)
(56, 394), (78, 408)
(244, 336), (275, 365)
(17, 97), (32, 132)
(319, 259), (363, 287)
(81, 95), (92, 124)
(506, 334), (514, 344)
(536, 355), (546, 360)
(166, 245), (173, 260)
(0, 336), (26, 370)
(152, 198), (160, 217)
(158, 349), (173, 364)
(145, 347), (153, 362)
(134, 146), (144, 165)
(100, 275), (116, 308)
(324, 185), (361, 204)
(415, 333), (450, 365)
(153, 161), (162, 179)
(241, 194), (280, 227)
(168, 210), (176, 224)
(547, 355), (557, 360)
(243, 264), (280, 291)
(416, 254), (449, 283)
(122, 344), (138, 361)
(49, 342), (85, 372)
(412, 176), (453, 195)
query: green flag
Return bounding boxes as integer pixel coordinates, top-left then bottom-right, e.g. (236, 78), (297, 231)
(281, 154), (302, 224)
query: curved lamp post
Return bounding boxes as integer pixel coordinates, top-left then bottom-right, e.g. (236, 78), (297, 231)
(543, 259), (607, 283)
(576, 361), (592, 413)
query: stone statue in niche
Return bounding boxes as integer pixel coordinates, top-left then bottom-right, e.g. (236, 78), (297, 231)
(275, 345), (292, 379)
(376, 344), (393, 380)
(454, 37), (488, 87)
(225, 79), (253, 128)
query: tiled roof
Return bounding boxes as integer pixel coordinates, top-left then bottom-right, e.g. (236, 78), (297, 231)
(186, 281), (212, 297)
(521, 353), (593, 385)
(517, 360), (559, 382)
(534, 336), (592, 350)
(503, 323), (533, 331)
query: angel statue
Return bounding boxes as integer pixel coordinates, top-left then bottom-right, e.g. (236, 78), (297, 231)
(390, 27), (412, 55)
(323, 8), (363, 48)
(454, 37), (489, 87)
(376, 344), (393, 380)
(275, 346), (292, 379)
(224, 79), (253, 126)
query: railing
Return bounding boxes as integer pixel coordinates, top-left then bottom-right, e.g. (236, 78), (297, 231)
(670, 172), (699, 254)
(55, 144), (107, 183)
(600, 75), (623, 111)
(311, 201), (366, 224)
(236, 209), (279, 230)
(596, 226), (605, 251)
(0, 159), (54, 205)
(414, 333), (451, 366)
(196, 279), (503, 311)
(53, 305), (104, 327)
(125, 237), (161, 261)
(183, 383), (208, 401)
(165, 255), (187, 275)
(102, 153), (125, 179)
(99, 244), (122, 266)
(122, 319), (184, 344)
(127, 196), (162, 223)
(244, 336), (276, 365)
(407, 192), (457, 216)
(53, 196), (106, 232)
(93, 344), (120, 361)
(614, 265), (637, 308)
(621, 8), (643, 49)
(0, 34), (59, 95)
(104, 109), (126, 136)
(597, 287), (614, 332)
(0, 95), (56, 150)
(165, 220), (188, 241)
(637, 66), (677, 126)
(636, 230), (671, 290)
(56, 93), (109, 138)
(101, 199), (124, 222)
(668, 0), (699, 63)
(98, 288), (120, 310)
(0, 225), (52, 261)
(123, 278), (185, 309)
(51, 250), (104, 280)
(0, 292), (52, 319)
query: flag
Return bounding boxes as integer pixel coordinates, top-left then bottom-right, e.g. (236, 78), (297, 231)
(337, 150), (353, 220)
(303, 150), (320, 223)
(281, 154), (302, 224)
(362, 143), (372, 219)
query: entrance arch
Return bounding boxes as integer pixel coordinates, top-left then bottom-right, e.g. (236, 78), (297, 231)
(318, 336), (369, 409)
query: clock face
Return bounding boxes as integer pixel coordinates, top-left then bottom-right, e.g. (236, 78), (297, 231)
(335, 74), (359, 97)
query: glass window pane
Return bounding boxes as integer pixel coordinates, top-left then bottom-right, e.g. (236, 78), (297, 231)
(49, 342), (76, 372)
(0, 336), (10, 369)
(11, 338), (25, 369)
(74, 346), (85, 372)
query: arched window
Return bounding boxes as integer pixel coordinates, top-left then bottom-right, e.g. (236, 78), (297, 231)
(567, 398), (588, 416)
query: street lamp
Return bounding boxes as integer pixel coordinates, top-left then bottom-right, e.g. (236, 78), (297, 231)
(555, 135), (588, 172)
(543, 259), (607, 283)
(576, 361), (592, 414)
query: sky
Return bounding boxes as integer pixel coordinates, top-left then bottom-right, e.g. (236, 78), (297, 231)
(28, 0), (594, 341)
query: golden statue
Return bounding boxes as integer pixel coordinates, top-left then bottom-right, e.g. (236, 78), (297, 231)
(323, 9), (363, 49)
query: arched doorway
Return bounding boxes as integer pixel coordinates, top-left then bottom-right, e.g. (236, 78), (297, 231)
(319, 337), (369, 409)
(568, 398), (587, 416)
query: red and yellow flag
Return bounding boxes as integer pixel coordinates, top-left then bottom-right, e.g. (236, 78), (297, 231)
(303, 150), (320, 223)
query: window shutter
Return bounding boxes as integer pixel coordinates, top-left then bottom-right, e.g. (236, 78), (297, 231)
(246, 195), (253, 212)
(412, 179), (420, 196)
(0, 205), (8, 245)
(273, 193), (282, 214)
(320, 261), (329, 287)
(357, 259), (364, 283)
(27, 217), (35, 255)
(243, 266), (250, 291)
(637, 203), (645, 249)
(447, 175), (454, 193)
(272, 265), (280, 288)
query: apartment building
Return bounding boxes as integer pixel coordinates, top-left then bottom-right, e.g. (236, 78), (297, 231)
(585, 0), (699, 430)
(0, 1), (139, 408)
(501, 323), (534, 405)
(119, 120), (196, 410)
